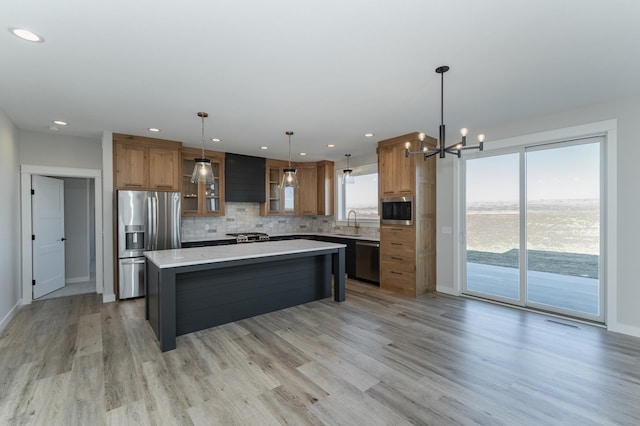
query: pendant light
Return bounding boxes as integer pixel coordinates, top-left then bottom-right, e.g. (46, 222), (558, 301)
(343, 153), (353, 177)
(279, 131), (299, 188)
(190, 112), (214, 184)
(406, 66), (485, 160)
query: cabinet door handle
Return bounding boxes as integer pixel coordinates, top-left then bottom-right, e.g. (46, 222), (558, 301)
(124, 183), (142, 187)
(399, 190), (412, 193)
(156, 185), (173, 188)
(390, 228), (404, 231)
(391, 256), (403, 260)
(391, 271), (403, 275)
(383, 191), (394, 194)
(391, 242), (403, 246)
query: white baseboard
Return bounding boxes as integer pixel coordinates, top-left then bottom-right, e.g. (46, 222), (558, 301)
(65, 276), (91, 284)
(0, 300), (22, 333)
(102, 294), (116, 303)
(436, 285), (459, 296)
(608, 322), (640, 339)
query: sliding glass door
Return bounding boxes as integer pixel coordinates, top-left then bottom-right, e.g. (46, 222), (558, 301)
(465, 153), (521, 303)
(463, 137), (603, 322)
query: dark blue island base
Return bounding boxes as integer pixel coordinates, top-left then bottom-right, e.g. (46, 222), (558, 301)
(146, 246), (345, 352)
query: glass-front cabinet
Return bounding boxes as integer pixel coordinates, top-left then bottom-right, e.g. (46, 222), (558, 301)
(261, 159), (294, 216)
(181, 148), (225, 216)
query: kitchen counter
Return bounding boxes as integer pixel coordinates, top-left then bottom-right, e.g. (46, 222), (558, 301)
(145, 239), (346, 352)
(146, 239), (345, 268)
(182, 232), (379, 244)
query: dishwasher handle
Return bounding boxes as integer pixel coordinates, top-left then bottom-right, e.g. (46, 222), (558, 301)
(355, 241), (380, 248)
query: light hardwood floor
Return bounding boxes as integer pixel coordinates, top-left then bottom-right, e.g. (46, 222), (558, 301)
(1, 279), (639, 425)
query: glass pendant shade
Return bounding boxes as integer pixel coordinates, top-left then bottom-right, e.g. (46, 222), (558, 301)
(343, 153), (354, 183)
(280, 167), (299, 188)
(278, 130), (299, 188)
(190, 112), (213, 184)
(191, 157), (214, 184)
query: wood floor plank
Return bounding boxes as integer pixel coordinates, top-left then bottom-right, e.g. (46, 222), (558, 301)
(75, 313), (102, 357)
(1, 282), (640, 424)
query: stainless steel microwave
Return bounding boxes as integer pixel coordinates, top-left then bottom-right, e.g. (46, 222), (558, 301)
(380, 196), (413, 225)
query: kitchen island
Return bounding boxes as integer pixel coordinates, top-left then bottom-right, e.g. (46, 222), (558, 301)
(144, 239), (346, 352)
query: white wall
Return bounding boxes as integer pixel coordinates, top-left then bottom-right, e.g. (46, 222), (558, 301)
(19, 130), (102, 169)
(62, 177), (91, 282)
(0, 109), (21, 331)
(436, 95), (640, 335)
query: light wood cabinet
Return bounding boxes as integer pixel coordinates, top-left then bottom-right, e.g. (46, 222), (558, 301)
(181, 148), (225, 217)
(316, 161), (334, 216)
(260, 159), (290, 216)
(378, 132), (437, 297)
(113, 134), (182, 191)
(261, 160), (334, 216)
(115, 142), (149, 189)
(296, 163), (317, 215)
(149, 148), (180, 190)
(378, 141), (415, 196)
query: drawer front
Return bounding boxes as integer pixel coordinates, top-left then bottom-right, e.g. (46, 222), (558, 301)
(380, 241), (414, 259)
(381, 226), (415, 243)
(381, 257), (415, 273)
(380, 270), (416, 294)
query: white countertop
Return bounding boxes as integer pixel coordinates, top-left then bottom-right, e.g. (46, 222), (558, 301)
(145, 239), (346, 269)
(271, 232), (380, 242)
(183, 232), (379, 244)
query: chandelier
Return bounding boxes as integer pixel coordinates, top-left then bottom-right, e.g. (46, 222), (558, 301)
(406, 66), (485, 160)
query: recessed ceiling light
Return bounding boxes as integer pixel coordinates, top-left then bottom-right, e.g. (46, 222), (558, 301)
(260, 146), (268, 150)
(211, 138), (222, 142)
(299, 152), (307, 156)
(364, 133), (374, 138)
(52, 120), (68, 126)
(148, 127), (161, 132)
(9, 28), (44, 43)
(327, 144), (336, 148)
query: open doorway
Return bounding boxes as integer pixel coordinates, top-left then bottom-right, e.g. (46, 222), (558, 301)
(35, 177), (97, 300)
(20, 165), (103, 304)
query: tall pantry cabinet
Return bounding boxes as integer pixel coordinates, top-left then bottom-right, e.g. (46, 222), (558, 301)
(378, 132), (437, 297)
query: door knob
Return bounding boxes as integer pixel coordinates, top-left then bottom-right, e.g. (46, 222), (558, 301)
(61, 237), (66, 241)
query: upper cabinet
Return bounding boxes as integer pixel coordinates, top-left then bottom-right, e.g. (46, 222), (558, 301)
(113, 134), (182, 191)
(316, 161), (334, 216)
(260, 160), (334, 216)
(378, 141), (415, 196)
(261, 159), (291, 216)
(149, 148), (180, 190)
(181, 148), (225, 217)
(115, 142), (149, 189)
(296, 163), (318, 215)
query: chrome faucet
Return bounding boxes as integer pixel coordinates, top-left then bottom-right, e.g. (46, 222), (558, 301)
(347, 210), (360, 234)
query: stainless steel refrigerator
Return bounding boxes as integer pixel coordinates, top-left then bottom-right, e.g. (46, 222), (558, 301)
(117, 190), (181, 299)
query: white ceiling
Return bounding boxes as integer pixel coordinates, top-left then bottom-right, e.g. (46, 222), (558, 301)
(2, 0), (640, 162)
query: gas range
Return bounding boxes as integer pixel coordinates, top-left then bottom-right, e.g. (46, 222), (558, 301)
(226, 232), (270, 243)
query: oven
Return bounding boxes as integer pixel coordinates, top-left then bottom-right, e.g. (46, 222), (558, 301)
(380, 196), (413, 226)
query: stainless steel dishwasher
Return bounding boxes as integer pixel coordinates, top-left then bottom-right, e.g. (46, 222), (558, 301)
(356, 241), (380, 284)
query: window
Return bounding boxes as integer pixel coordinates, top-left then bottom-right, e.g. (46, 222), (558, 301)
(336, 163), (379, 223)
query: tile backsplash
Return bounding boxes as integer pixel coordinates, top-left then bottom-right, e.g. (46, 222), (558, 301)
(181, 202), (379, 241)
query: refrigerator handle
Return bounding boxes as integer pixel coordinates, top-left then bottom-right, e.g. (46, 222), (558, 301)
(147, 195), (157, 251)
(172, 192), (181, 248)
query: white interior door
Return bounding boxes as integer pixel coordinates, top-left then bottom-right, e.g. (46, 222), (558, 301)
(32, 175), (66, 299)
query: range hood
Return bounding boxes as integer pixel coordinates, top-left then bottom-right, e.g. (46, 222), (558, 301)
(224, 153), (266, 203)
